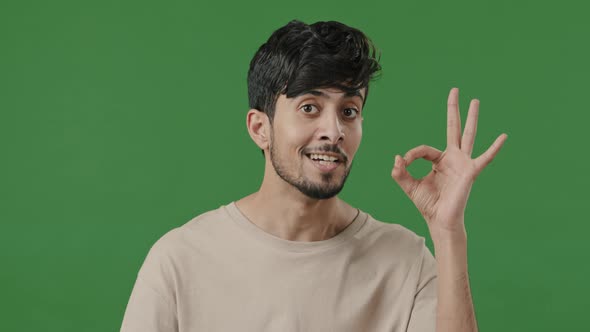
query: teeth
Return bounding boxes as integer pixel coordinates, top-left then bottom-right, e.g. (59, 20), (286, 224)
(310, 153), (338, 162)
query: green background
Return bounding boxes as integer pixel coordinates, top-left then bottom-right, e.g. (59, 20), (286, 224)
(1, 0), (587, 331)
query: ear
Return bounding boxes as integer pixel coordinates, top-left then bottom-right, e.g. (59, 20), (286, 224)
(246, 109), (270, 151)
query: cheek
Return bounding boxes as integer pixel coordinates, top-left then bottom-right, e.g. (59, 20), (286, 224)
(273, 126), (310, 156)
(283, 125), (312, 146)
(348, 125), (362, 146)
(345, 127), (362, 160)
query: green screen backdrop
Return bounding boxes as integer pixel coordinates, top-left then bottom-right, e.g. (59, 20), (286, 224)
(1, 0), (587, 331)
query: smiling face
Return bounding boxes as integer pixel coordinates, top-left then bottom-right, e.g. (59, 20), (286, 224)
(266, 86), (365, 199)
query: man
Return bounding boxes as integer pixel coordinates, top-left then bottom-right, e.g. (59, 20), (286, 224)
(120, 19), (507, 332)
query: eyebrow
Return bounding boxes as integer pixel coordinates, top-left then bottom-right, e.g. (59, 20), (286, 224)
(299, 89), (364, 103)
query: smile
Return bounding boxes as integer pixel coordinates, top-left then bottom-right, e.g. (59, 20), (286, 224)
(305, 154), (341, 172)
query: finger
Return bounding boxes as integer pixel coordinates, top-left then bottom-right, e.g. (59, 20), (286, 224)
(403, 145), (443, 165)
(474, 133), (508, 173)
(461, 99), (479, 157)
(391, 155), (419, 198)
(447, 87), (462, 148)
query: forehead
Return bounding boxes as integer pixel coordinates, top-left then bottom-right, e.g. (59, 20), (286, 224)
(283, 87), (366, 103)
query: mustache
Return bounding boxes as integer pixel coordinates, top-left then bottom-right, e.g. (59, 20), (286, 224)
(304, 145), (348, 162)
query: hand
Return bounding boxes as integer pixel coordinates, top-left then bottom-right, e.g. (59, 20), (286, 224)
(391, 88), (507, 236)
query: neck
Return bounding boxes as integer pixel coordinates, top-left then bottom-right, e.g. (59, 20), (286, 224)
(235, 169), (358, 242)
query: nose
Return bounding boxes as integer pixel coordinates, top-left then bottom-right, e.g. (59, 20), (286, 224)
(318, 109), (345, 144)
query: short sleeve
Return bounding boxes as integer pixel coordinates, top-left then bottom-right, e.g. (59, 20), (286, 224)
(406, 238), (438, 332)
(120, 236), (179, 332)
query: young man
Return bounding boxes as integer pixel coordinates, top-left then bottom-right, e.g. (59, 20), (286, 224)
(121, 20), (507, 332)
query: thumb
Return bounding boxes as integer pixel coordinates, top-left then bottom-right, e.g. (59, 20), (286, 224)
(391, 155), (417, 198)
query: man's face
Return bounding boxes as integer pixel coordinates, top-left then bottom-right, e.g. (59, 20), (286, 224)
(267, 86), (365, 200)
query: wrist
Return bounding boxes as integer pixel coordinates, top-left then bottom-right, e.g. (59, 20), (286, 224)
(429, 225), (467, 247)
(429, 226), (470, 280)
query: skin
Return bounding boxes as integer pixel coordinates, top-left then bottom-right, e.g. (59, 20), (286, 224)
(238, 85), (507, 331)
(236, 86), (365, 242)
(392, 87), (507, 332)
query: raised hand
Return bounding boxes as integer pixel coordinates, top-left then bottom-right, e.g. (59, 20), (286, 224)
(391, 87), (507, 237)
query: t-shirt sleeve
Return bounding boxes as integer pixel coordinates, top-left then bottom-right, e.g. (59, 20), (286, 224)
(406, 238), (438, 332)
(120, 237), (179, 332)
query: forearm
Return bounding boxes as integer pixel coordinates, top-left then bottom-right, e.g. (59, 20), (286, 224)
(430, 225), (478, 332)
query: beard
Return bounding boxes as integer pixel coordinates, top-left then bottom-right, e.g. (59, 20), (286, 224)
(269, 129), (353, 200)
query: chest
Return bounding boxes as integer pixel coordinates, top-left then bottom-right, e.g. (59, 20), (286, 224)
(174, 250), (417, 332)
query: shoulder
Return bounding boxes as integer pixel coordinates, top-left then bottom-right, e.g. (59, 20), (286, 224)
(361, 212), (430, 259)
(150, 204), (228, 251)
(139, 204), (230, 267)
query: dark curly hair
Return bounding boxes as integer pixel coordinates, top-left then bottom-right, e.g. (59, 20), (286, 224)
(247, 19), (382, 155)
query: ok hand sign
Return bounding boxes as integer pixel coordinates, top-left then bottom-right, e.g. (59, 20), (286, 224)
(391, 88), (508, 238)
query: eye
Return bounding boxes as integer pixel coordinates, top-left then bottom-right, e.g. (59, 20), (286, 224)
(300, 104), (319, 114)
(343, 108), (359, 119)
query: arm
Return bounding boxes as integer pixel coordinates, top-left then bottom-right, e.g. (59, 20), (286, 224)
(430, 225), (477, 332)
(120, 236), (179, 332)
(391, 87), (507, 332)
(121, 275), (178, 332)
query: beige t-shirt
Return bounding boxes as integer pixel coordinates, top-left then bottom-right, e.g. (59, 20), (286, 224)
(120, 202), (437, 332)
